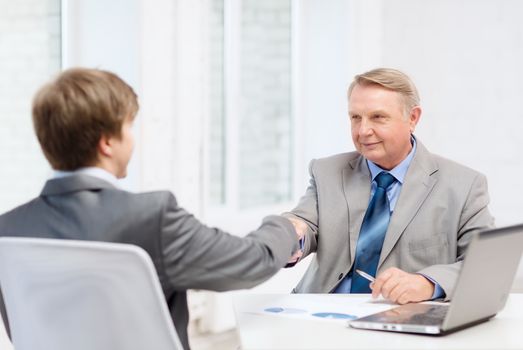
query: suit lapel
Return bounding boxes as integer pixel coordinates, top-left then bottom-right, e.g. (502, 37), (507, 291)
(378, 142), (439, 267)
(343, 155), (372, 266)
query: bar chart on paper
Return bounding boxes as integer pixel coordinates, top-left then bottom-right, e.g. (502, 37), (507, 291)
(243, 294), (395, 323)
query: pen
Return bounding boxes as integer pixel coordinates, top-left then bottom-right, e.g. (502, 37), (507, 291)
(355, 269), (375, 283)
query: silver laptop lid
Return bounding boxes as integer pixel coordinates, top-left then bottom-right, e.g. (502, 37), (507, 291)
(442, 224), (523, 330)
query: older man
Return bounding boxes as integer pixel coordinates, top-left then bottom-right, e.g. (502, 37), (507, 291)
(286, 68), (494, 303)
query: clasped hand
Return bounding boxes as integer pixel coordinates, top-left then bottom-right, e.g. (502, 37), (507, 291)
(286, 217), (307, 264)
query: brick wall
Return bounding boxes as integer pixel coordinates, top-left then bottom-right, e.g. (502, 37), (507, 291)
(0, 0), (61, 213)
(205, 0), (293, 209)
(238, 0), (292, 208)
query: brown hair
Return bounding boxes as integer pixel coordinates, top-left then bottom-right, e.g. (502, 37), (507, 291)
(32, 68), (139, 170)
(348, 68), (420, 115)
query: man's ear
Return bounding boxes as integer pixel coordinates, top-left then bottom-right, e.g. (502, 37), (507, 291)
(97, 134), (113, 158)
(409, 106), (422, 133)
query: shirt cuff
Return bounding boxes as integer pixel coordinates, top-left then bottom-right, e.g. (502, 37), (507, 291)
(419, 273), (446, 300)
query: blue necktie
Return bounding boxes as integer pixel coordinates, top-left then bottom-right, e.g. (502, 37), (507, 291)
(350, 172), (396, 293)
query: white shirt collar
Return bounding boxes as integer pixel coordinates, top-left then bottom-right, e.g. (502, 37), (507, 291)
(52, 167), (120, 187)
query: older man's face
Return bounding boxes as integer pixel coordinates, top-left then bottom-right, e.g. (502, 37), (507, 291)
(349, 84), (420, 170)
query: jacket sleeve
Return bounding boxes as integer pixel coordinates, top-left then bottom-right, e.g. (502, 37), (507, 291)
(282, 159), (320, 260)
(158, 192), (300, 291)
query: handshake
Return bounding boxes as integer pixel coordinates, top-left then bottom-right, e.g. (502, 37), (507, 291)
(285, 216), (308, 265)
(287, 216), (307, 240)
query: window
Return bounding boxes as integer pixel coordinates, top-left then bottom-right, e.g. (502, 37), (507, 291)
(206, 0), (293, 210)
(207, 0), (226, 205)
(0, 0), (61, 212)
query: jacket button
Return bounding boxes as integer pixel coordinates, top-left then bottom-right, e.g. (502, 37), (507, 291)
(338, 273), (343, 280)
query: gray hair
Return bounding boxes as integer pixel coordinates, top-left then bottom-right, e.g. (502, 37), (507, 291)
(348, 68), (420, 115)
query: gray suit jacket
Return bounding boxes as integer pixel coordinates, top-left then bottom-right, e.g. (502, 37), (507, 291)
(287, 140), (494, 299)
(0, 175), (299, 350)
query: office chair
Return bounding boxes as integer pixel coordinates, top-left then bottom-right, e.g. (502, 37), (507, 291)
(0, 237), (183, 350)
(0, 310), (13, 350)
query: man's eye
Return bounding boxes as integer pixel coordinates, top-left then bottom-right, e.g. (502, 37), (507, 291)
(350, 115), (361, 120)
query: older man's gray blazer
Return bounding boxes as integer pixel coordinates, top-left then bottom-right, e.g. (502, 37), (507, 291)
(287, 140), (494, 299)
(0, 175), (299, 350)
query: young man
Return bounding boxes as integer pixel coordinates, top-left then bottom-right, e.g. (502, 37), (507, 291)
(0, 68), (303, 350)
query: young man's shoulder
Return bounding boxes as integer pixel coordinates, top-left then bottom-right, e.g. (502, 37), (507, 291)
(0, 197), (41, 222)
(0, 187), (177, 223)
(105, 187), (178, 210)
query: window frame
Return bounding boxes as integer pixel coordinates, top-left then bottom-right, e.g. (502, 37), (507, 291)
(202, 0), (303, 232)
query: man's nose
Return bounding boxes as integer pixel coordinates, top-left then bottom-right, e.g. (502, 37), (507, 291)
(358, 118), (373, 136)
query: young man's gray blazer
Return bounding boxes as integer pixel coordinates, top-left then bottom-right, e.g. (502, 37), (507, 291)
(0, 175), (299, 350)
(286, 139), (494, 299)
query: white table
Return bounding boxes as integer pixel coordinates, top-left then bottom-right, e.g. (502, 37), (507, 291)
(233, 293), (523, 349)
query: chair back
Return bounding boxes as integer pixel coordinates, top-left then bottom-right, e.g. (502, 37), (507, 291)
(0, 310), (13, 350)
(0, 237), (183, 350)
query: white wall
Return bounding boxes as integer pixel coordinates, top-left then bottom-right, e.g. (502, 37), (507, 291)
(294, 0), (353, 181)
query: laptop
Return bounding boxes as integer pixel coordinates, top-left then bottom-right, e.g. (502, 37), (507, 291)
(349, 224), (523, 335)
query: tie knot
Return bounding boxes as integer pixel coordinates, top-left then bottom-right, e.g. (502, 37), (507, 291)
(375, 172), (395, 189)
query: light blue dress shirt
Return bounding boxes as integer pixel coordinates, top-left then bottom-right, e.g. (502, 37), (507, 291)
(332, 138), (444, 299)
